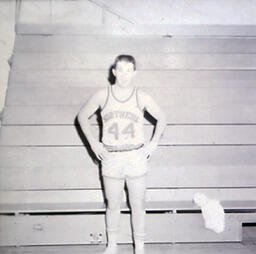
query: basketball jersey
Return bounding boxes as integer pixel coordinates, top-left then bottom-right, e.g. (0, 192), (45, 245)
(101, 86), (144, 152)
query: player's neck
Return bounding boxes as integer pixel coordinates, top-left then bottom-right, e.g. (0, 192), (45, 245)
(112, 84), (135, 101)
(114, 83), (134, 93)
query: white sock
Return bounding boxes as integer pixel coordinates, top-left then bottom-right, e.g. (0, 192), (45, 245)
(107, 231), (117, 246)
(134, 238), (144, 251)
(135, 246), (145, 254)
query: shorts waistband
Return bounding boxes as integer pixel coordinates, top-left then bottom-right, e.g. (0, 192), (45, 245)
(103, 143), (144, 152)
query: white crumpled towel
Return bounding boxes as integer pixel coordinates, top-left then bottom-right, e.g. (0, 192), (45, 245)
(194, 192), (225, 233)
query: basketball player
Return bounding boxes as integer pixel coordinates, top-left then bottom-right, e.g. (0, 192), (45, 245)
(78, 55), (166, 254)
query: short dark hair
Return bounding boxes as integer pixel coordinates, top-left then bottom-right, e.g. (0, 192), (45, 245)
(113, 55), (136, 70)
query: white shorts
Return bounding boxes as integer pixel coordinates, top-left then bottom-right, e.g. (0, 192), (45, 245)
(101, 148), (148, 178)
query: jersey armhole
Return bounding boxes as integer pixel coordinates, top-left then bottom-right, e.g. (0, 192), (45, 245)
(136, 88), (145, 112)
(101, 86), (110, 111)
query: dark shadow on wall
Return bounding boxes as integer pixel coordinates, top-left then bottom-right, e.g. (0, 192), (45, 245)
(108, 64), (116, 85)
(75, 109), (106, 203)
(74, 62), (118, 204)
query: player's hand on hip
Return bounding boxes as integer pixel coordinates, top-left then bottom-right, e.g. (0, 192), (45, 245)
(143, 142), (158, 159)
(91, 142), (108, 161)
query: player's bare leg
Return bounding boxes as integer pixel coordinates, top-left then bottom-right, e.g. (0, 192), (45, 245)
(103, 176), (125, 254)
(126, 174), (147, 254)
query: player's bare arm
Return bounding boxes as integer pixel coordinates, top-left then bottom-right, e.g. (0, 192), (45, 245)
(78, 89), (108, 160)
(138, 90), (167, 157)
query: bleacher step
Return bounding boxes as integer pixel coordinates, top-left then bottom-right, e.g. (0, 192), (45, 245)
(0, 213), (242, 246)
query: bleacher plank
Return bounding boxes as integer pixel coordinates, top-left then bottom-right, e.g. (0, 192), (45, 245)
(1, 125), (256, 146)
(239, 213), (256, 223)
(1, 146), (255, 173)
(12, 52), (256, 70)
(1, 164), (256, 190)
(5, 87), (256, 124)
(3, 104), (256, 125)
(0, 190), (255, 232)
(6, 86), (255, 107)
(14, 35), (256, 53)
(1, 189), (256, 207)
(2, 106), (79, 125)
(1, 146), (256, 189)
(173, 214), (241, 242)
(5, 87), (96, 106)
(1, 200), (256, 214)
(0, 213), (241, 246)
(16, 24), (256, 36)
(0, 216), (19, 246)
(9, 70), (256, 88)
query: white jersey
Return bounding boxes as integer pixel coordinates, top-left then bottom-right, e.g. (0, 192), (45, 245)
(101, 86), (144, 152)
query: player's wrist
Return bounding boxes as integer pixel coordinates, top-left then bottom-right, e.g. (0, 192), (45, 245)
(142, 141), (158, 159)
(148, 141), (158, 150)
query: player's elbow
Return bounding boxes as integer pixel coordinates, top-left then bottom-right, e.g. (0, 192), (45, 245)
(77, 111), (89, 126)
(77, 112), (83, 124)
(158, 111), (167, 127)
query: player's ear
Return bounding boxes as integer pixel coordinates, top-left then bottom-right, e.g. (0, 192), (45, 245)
(112, 68), (116, 77)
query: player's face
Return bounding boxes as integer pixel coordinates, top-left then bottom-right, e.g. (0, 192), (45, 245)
(112, 61), (136, 88)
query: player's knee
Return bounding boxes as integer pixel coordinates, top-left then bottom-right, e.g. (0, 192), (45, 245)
(130, 198), (145, 211)
(107, 199), (122, 210)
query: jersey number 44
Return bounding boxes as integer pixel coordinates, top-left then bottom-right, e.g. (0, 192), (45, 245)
(108, 122), (135, 140)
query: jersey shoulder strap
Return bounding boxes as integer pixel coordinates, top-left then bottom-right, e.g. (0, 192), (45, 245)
(101, 86), (110, 110)
(136, 88), (144, 111)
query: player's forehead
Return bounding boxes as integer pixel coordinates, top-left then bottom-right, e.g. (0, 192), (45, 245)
(115, 60), (135, 70)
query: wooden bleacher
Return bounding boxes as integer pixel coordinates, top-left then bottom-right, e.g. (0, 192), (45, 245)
(0, 24), (256, 246)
